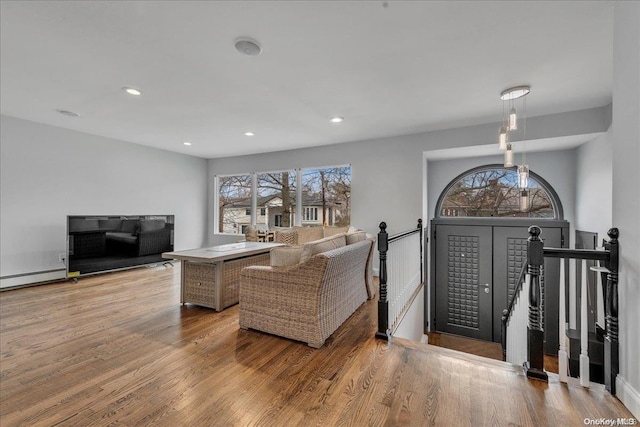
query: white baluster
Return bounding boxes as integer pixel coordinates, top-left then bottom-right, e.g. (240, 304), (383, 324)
(558, 258), (568, 382)
(569, 258), (577, 330)
(595, 261), (605, 331)
(580, 259), (590, 387)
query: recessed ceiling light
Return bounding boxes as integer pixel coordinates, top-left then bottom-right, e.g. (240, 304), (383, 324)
(183, 141), (192, 146)
(330, 116), (344, 123)
(122, 87), (142, 96)
(56, 109), (79, 117)
(244, 132), (255, 136)
(234, 38), (262, 56)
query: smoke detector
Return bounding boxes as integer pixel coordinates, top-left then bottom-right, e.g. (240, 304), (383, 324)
(234, 38), (262, 56)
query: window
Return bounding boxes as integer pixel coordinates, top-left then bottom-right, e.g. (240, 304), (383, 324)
(437, 166), (560, 218)
(218, 174), (252, 233)
(257, 170), (296, 228)
(303, 207), (318, 221)
(301, 165), (351, 226)
(215, 165), (351, 233)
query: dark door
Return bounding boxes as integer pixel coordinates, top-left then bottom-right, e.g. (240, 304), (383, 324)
(435, 225), (493, 340)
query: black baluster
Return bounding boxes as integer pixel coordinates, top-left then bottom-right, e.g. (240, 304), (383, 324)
(604, 228), (619, 395)
(376, 222), (389, 340)
(526, 225), (548, 381)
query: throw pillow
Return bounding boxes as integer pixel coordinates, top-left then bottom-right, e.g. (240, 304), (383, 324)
(346, 230), (367, 245)
(245, 225), (258, 242)
(270, 246), (304, 267)
(323, 226), (349, 237)
(299, 233), (346, 263)
(121, 219), (139, 235)
(139, 219), (166, 233)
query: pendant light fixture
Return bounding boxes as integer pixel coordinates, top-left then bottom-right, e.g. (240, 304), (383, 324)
(520, 189), (530, 212)
(504, 143), (514, 167)
(518, 164), (529, 188)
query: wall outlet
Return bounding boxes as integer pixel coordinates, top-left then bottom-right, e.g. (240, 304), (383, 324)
(58, 253), (66, 263)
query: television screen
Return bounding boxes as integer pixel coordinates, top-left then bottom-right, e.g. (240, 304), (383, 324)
(66, 215), (174, 277)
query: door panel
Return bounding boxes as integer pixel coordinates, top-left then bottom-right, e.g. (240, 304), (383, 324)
(435, 225), (493, 340)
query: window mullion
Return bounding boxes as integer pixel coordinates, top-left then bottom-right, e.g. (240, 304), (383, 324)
(251, 173), (257, 226)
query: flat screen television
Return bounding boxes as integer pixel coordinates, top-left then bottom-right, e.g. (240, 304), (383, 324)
(66, 215), (174, 277)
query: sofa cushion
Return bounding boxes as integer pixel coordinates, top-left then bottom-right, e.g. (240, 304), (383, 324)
(121, 219), (139, 234)
(139, 219), (166, 233)
(270, 246), (304, 267)
(244, 225), (258, 242)
(99, 218), (123, 230)
(323, 226), (349, 237)
(105, 232), (138, 244)
(346, 230), (367, 245)
(293, 226), (324, 244)
(300, 233), (346, 263)
(275, 229), (297, 245)
(69, 218), (99, 232)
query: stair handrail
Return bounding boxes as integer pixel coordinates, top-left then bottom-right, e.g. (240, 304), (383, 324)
(376, 219), (423, 340)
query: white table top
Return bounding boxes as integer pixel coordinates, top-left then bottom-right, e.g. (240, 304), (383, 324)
(162, 242), (282, 263)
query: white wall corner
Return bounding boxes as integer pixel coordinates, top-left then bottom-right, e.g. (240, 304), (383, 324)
(617, 375), (640, 420)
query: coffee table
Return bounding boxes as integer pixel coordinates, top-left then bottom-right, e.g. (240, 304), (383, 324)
(162, 242), (282, 311)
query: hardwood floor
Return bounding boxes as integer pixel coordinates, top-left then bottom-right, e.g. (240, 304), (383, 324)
(0, 265), (632, 426)
(426, 332), (560, 374)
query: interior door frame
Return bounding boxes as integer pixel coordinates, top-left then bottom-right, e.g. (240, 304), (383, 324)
(429, 217), (569, 350)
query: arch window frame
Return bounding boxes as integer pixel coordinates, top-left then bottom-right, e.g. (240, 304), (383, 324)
(434, 164), (564, 220)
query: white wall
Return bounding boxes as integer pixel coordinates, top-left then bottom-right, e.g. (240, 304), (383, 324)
(0, 115), (208, 285)
(612, 1), (640, 418)
(575, 131), (613, 240)
(209, 106), (609, 244)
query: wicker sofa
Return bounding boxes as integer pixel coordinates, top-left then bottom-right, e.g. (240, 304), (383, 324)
(239, 235), (373, 348)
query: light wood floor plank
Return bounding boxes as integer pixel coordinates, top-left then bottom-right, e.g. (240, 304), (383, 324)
(0, 265), (633, 426)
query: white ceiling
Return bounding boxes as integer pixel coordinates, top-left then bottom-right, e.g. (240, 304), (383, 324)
(0, 1), (614, 159)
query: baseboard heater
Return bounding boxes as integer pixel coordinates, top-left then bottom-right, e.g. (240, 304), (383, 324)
(0, 269), (67, 290)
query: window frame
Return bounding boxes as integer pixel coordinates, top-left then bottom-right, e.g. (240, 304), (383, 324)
(214, 164), (351, 235)
(434, 164), (564, 219)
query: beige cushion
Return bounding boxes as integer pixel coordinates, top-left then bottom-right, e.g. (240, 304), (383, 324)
(244, 225), (258, 242)
(300, 233), (346, 263)
(323, 226), (349, 237)
(347, 225), (360, 234)
(293, 226), (324, 244)
(270, 246), (303, 267)
(346, 230), (367, 245)
(275, 229), (297, 245)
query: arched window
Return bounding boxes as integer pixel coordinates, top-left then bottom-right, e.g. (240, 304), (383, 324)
(435, 165), (563, 219)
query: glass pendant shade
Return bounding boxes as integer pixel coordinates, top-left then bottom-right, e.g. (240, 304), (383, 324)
(504, 144), (514, 167)
(498, 126), (508, 150)
(508, 107), (518, 130)
(520, 189), (529, 212)
(518, 164), (529, 188)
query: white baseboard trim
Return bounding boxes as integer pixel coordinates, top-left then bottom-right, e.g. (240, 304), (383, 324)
(0, 269), (66, 290)
(617, 375), (640, 419)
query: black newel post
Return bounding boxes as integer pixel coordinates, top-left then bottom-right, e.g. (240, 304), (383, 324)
(418, 218), (423, 284)
(376, 222), (389, 340)
(604, 228), (619, 395)
(526, 226), (548, 381)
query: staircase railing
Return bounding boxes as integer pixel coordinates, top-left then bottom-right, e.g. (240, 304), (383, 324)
(376, 219), (423, 340)
(502, 226), (620, 395)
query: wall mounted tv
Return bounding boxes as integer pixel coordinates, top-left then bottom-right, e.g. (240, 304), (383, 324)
(66, 215), (174, 277)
